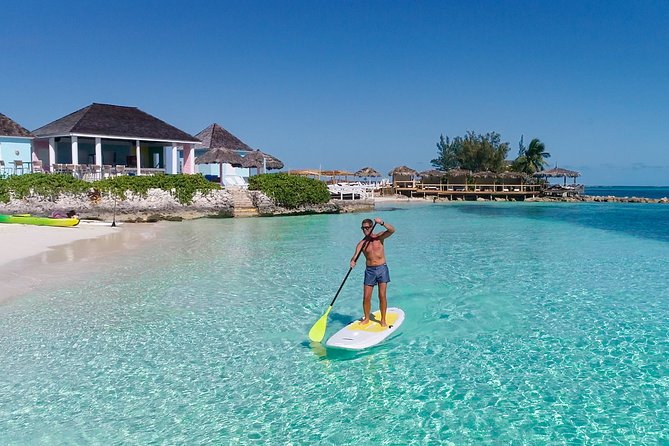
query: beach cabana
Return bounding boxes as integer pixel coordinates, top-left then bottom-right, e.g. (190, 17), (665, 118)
(389, 165), (418, 190)
(418, 169), (446, 190)
(31, 103), (200, 175)
(496, 171), (528, 191)
(472, 171), (497, 191)
(195, 147), (244, 185)
(1, 113), (34, 175)
(444, 168), (470, 191)
(240, 149), (284, 174)
(193, 123), (255, 179)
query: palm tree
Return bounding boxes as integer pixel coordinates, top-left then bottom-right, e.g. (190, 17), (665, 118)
(513, 138), (550, 174)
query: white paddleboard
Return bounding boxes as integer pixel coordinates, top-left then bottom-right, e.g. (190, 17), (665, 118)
(326, 307), (405, 350)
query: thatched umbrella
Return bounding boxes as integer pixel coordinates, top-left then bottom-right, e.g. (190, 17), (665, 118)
(388, 165), (418, 176)
(288, 169), (321, 177)
(534, 167), (580, 185)
(240, 149), (284, 174)
(354, 166), (381, 178)
(195, 147), (244, 185)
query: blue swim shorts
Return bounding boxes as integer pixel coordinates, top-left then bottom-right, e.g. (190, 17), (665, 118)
(364, 264), (391, 287)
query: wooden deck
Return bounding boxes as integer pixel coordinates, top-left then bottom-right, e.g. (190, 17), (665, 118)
(394, 182), (543, 200)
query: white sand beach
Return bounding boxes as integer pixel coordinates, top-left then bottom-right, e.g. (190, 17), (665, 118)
(0, 221), (162, 302)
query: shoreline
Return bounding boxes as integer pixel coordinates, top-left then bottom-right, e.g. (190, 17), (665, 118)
(1, 193), (666, 302)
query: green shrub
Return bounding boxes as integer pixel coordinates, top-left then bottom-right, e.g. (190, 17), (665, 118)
(0, 173), (220, 205)
(0, 173), (90, 203)
(248, 173), (330, 208)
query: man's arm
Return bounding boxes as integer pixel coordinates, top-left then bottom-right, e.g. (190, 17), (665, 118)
(350, 239), (365, 268)
(375, 217), (395, 241)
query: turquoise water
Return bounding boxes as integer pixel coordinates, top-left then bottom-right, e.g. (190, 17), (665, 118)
(2, 202), (669, 444)
(586, 186), (669, 199)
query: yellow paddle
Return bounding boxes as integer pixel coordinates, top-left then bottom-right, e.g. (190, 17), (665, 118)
(308, 222), (377, 342)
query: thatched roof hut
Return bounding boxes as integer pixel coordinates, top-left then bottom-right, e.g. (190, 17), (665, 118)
(194, 123), (254, 152)
(388, 165), (418, 176)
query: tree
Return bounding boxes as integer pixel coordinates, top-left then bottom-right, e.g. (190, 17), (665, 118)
(431, 131), (510, 172)
(430, 134), (462, 170)
(512, 137), (551, 174)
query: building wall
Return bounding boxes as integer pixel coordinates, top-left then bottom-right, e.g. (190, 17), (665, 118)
(0, 137), (32, 162)
(0, 137), (33, 172)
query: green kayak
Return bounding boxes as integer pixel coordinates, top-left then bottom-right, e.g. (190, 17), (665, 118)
(0, 214), (80, 227)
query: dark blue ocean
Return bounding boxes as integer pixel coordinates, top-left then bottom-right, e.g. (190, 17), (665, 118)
(586, 186), (669, 199)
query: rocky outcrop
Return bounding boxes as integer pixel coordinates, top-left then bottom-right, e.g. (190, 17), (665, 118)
(0, 189), (234, 222)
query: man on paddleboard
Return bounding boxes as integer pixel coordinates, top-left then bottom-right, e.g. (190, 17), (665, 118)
(350, 217), (395, 327)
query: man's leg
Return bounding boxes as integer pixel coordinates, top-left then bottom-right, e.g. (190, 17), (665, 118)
(361, 285), (373, 324)
(378, 282), (388, 327)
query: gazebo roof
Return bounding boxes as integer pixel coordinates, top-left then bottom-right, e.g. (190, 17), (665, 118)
(194, 123), (255, 152)
(32, 103), (199, 143)
(0, 113), (33, 138)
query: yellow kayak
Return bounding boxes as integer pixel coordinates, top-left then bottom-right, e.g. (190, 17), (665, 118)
(0, 214), (80, 227)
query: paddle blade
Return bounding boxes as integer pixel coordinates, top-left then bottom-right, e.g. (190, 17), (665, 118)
(308, 306), (332, 343)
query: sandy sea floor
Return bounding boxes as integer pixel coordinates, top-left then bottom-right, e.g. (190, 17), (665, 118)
(0, 221), (163, 303)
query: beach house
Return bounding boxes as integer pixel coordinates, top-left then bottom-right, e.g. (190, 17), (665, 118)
(31, 103), (200, 176)
(0, 113), (34, 175)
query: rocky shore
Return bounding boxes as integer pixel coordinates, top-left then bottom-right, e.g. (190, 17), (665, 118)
(0, 189), (374, 222)
(527, 195), (669, 204)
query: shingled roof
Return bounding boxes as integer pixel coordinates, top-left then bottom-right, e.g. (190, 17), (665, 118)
(32, 103), (199, 143)
(194, 123), (255, 152)
(0, 113), (33, 138)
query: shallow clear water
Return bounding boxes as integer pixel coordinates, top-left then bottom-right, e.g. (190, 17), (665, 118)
(2, 202), (669, 444)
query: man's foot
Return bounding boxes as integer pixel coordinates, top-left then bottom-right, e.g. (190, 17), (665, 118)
(380, 320), (388, 327)
(359, 318), (370, 325)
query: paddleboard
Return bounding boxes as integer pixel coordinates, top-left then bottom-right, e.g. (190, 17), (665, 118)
(325, 307), (404, 350)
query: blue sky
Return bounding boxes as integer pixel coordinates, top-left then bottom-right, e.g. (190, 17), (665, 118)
(2, 0), (668, 185)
